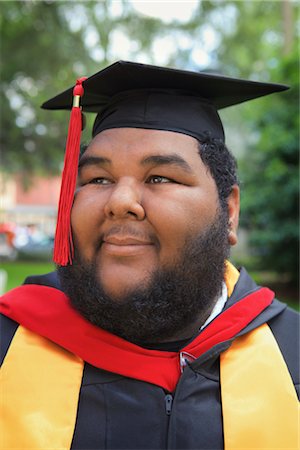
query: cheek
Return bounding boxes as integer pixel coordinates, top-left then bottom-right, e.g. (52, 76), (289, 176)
(145, 188), (219, 251)
(71, 190), (105, 252)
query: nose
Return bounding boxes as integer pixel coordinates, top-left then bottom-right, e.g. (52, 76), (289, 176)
(104, 178), (145, 221)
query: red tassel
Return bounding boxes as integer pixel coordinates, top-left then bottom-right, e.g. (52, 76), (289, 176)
(53, 77), (87, 266)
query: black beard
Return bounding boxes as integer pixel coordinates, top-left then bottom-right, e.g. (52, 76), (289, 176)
(58, 208), (230, 345)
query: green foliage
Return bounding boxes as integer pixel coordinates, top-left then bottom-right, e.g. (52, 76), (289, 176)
(202, 0), (299, 286)
(1, 1), (89, 178)
(239, 49), (299, 284)
(0, 1), (169, 179)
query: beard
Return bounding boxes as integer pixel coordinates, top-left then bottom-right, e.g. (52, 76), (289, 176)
(58, 207), (230, 345)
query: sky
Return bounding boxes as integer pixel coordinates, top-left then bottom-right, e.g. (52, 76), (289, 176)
(128, 0), (199, 23)
(88, 0), (224, 69)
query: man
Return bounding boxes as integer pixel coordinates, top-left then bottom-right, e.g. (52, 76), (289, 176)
(0, 61), (299, 449)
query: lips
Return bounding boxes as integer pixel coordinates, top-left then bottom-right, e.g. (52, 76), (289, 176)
(101, 232), (154, 257)
(103, 236), (153, 246)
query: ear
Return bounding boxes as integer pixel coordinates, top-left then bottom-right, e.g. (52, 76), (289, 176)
(227, 184), (240, 246)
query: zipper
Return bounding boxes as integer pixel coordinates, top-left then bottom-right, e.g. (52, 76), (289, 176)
(165, 394), (173, 415)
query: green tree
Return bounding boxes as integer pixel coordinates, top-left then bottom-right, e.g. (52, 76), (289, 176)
(0, 1), (88, 177)
(0, 0), (169, 178)
(239, 49), (299, 285)
(193, 0), (299, 286)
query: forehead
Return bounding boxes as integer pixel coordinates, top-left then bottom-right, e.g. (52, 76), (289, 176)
(84, 127), (201, 161)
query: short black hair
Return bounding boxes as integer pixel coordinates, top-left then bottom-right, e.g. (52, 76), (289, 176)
(197, 135), (238, 209)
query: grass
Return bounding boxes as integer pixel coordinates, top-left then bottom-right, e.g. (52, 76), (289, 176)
(1, 261), (55, 292)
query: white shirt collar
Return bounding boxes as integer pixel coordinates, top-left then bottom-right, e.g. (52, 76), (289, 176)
(200, 282), (228, 330)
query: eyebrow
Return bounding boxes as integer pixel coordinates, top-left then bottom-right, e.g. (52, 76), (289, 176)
(78, 155), (111, 172)
(141, 154), (194, 174)
(78, 153), (194, 174)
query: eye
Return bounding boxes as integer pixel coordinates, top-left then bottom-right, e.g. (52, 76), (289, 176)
(147, 175), (173, 184)
(88, 177), (112, 185)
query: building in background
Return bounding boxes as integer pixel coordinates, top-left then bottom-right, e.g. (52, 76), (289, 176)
(0, 174), (60, 261)
(0, 173), (60, 236)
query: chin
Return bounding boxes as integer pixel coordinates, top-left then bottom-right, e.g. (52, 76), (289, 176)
(97, 272), (151, 302)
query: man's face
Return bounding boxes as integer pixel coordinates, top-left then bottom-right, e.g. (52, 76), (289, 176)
(71, 128), (221, 299)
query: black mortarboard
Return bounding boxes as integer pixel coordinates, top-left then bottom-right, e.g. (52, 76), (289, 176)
(42, 61), (288, 266)
(42, 60), (288, 143)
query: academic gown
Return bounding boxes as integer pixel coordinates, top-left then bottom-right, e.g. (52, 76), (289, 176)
(0, 268), (299, 449)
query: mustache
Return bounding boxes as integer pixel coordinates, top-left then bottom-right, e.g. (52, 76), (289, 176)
(100, 225), (159, 247)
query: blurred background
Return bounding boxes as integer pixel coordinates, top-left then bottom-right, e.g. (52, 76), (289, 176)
(0, 0), (299, 309)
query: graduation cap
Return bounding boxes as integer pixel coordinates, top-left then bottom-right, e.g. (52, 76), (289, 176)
(42, 60), (288, 266)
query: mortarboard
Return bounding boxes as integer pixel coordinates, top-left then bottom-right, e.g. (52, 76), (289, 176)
(41, 60), (289, 266)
